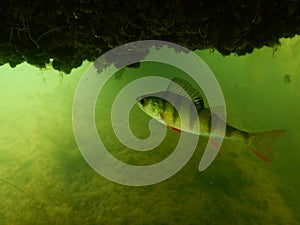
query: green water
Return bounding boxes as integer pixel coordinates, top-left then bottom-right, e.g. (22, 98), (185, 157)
(0, 37), (299, 225)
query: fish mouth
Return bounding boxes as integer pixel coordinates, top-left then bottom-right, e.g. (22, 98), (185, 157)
(135, 96), (144, 109)
(136, 94), (151, 107)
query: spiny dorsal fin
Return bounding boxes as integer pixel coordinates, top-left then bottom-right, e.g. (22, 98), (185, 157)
(167, 77), (204, 106)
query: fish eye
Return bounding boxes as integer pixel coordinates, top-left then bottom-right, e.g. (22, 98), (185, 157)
(140, 98), (147, 106)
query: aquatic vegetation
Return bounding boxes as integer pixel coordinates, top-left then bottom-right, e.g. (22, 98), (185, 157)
(0, 1), (300, 72)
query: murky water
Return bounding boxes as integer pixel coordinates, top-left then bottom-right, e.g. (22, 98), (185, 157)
(0, 36), (299, 225)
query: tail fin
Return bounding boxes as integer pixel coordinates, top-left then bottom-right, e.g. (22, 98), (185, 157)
(248, 129), (286, 162)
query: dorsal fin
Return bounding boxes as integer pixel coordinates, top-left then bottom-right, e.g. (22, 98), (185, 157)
(167, 77), (204, 106)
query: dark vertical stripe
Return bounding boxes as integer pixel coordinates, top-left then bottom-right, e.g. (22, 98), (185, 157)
(172, 106), (179, 123)
(206, 110), (211, 133)
(172, 97), (180, 123)
(189, 102), (198, 129)
(162, 99), (167, 112)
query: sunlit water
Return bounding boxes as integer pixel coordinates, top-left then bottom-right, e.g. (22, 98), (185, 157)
(0, 36), (299, 225)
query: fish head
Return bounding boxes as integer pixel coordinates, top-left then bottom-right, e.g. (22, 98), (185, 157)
(136, 95), (163, 119)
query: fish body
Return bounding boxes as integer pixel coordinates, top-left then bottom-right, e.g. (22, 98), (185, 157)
(137, 77), (285, 162)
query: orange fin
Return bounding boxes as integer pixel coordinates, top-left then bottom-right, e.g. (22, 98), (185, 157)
(168, 126), (181, 133)
(208, 138), (220, 149)
(248, 129), (286, 162)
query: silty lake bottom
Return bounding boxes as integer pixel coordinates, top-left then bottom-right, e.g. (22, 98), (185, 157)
(0, 36), (299, 225)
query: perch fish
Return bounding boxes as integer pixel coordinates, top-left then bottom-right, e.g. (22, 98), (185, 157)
(136, 77), (285, 162)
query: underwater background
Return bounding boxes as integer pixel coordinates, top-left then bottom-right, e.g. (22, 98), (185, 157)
(0, 36), (299, 225)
